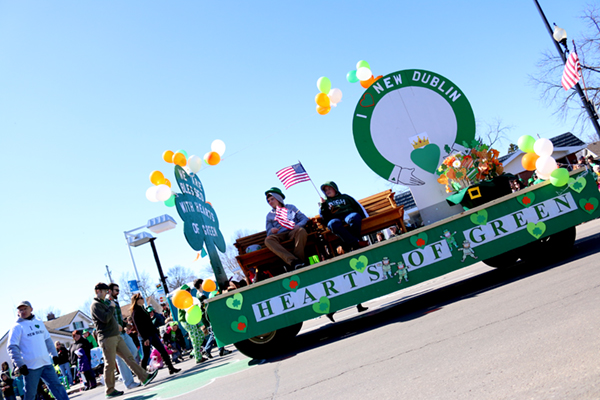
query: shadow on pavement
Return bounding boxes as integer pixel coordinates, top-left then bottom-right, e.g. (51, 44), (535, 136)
(259, 232), (600, 363)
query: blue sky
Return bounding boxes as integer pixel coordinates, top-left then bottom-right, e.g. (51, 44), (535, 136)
(0, 0), (592, 335)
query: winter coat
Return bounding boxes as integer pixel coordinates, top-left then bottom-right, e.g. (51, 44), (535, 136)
(131, 304), (159, 342)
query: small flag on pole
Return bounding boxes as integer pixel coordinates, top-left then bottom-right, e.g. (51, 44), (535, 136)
(562, 51), (581, 91)
(276, 162), (311, 189)
(275, 207), (295, 230)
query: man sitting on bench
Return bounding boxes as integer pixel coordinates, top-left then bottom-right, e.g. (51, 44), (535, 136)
(264, 187), (308, 271)
(319, 181), (369, 253)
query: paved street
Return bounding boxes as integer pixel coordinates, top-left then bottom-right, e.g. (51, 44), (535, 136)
(74, 218), (600, 400)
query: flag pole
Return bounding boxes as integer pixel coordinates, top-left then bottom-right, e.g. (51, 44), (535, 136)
(299, 161), (324, 200)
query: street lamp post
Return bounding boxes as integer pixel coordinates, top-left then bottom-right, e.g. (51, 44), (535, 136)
(124, 214), (177, 297)
(533, 0), (600, 140)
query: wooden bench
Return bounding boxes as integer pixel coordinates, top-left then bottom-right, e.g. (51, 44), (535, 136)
(234, 190), (407, 281)
(314, 189), (407, 253)
(234, 219), (327, 281)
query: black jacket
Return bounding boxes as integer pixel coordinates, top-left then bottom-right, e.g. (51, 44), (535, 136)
(131, 304), (159, 341)
(69, 337), (92, 366)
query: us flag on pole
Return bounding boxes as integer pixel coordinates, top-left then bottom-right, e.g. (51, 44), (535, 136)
(276, 162), (310, 189)
(275, 207), (295, 230)
(562, 51), (581, 91)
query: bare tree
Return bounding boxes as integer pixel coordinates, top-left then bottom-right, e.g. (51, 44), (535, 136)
(476, 118), (513, 150)
(79, 298), (93, 316)
(530, 4), (600, 137)
(118, 271), (155, 303)
(165, 265), (197, 292)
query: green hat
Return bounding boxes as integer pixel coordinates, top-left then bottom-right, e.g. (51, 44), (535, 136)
(265, 187), (285, 200)
(180, 284), (190, 291)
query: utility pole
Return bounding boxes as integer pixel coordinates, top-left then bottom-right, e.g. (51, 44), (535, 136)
(105, 265), (114, 283)
(533, 0), (600, 140)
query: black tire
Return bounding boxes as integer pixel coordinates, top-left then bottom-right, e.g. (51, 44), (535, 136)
(233, 322), (303, 359)
(520, 226), (577, 264)
(482, 248), (521, 269)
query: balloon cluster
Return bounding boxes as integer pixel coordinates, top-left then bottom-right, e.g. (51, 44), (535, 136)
(346, 60), (382, 89)
(145, 141), (227, 206)
(171, 289), (203, 325)
(314, 77), (343, 116)
(170, 279), (220, 325)
(518, 135), (569, 187)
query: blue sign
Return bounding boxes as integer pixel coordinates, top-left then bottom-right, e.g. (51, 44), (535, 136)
(128, 280), (140, 293)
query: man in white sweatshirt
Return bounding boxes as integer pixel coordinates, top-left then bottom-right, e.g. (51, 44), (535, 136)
(7, 301), (69, 400)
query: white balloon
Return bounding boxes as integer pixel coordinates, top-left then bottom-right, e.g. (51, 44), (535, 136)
(155, 184), (172, 202)
(536, 170), (550, 180)
(328, 88), (343, 104)
(183, 166), (191, 174)
(211, 139), (226, 156)
(533, 138), (554, 157)
(356, 67), (372, 81)
(188, 155), (202, 173)
(535, 155), (558, 175)
(146, 186), (160, 202)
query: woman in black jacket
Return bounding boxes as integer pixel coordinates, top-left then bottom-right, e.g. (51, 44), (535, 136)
(130, 294), (180, 375)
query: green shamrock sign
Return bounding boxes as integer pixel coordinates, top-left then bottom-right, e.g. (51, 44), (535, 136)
(173, 165), (228, 289)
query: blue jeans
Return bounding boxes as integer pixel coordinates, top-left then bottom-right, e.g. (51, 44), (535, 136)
(327, 212), (363, 247)
(58, 363), (73, 386)
(23, 364), (68, 400)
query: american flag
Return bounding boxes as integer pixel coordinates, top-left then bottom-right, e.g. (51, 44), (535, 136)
(275, 207), (295, 230)
(276, 163), (310, 189)
(562, 51), (581, 91)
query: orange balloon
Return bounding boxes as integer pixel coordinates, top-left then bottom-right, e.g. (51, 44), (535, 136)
(173, 152), (187, 167)
(149, 170), (164, 185)
(316, 105), (330, 115)
(374, 75), (383, 81)
(206, 152), (221, 166)
(172, 290), (193, 309)
(163, 150), (174, 163)
(163, 178), (171, 188)
(315, 93), (330, 108)
(522, 153), (540, 171)
(360, 76), (376, 88)
(202, 279), (216, 293)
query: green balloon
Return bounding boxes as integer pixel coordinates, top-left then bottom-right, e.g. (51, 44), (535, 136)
(208, 290), (218, 298)
(164, 194), (175, 207)
(356, 60), (370, 70)
(176, 149), (188, 158)
(347, 70), (359, 83)
(317, 76), (331, 94)
(186, 305), (202, 325)
(517, 135), (535, 153)
(550, 168), (569, 187)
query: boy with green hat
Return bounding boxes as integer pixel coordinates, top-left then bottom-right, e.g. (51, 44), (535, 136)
(264, 187), (309, 271)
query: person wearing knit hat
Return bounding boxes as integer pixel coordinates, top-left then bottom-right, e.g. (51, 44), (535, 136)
(264, 187), (309, 271)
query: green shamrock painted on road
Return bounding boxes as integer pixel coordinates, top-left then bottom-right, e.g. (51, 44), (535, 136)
(174, 165), (228, 289)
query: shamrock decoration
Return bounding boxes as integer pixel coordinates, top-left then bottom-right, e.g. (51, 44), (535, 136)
(226, 293), (244, 310)
(173, 165), (228, 288)
(349, 255), (368, 273)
